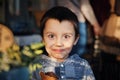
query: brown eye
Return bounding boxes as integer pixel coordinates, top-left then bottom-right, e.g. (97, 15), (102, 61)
(48, 34), (55, 39)
(64, 35), (71, 39)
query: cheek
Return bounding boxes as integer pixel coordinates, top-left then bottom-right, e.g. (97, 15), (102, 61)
(64, 40), (75, 48)
(43, 39), (54, 47)
(64, 42), (74, 54)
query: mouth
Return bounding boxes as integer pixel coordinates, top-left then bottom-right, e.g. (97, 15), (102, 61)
(52, 49), (65, 53)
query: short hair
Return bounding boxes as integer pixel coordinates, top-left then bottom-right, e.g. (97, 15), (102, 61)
(40, 6), (79, 38)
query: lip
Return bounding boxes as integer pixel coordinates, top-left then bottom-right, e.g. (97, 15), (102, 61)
(52, 49), (65, 53)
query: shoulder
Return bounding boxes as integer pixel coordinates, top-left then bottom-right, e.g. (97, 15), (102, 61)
(31, 54), (48, 64)
(30, 54), (46, 70)
(30, 54), (48, 79)
(69, 54), (90, 67)
(70, 54), (88, 62)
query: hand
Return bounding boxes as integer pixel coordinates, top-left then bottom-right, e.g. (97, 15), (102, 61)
(93, 23), (102, 36)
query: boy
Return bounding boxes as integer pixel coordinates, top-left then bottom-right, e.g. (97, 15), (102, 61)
(32, 6), (95, 80)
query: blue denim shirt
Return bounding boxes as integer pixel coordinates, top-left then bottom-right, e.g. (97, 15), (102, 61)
(31, 54), (95, 80)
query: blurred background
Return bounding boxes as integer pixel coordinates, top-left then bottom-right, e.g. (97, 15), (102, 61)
(0, 0), (120, 80)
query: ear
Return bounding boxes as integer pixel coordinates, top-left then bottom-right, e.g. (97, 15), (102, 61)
(73, 36), (79, 45)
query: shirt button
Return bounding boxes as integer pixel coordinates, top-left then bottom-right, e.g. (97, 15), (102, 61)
(61, 76), (64, 79)
(60, 64), (64, 67)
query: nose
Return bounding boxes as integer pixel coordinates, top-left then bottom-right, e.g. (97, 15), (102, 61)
(55, 37), (63, 47)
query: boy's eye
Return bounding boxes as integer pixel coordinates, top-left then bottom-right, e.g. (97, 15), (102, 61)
(64, 35), (71, 39)
(48, 34), (54, 39)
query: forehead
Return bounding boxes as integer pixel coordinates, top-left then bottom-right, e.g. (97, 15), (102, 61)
(44, 19), (75, 33)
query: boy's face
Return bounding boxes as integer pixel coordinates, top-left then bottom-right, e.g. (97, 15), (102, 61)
(43, 19), (79, 62)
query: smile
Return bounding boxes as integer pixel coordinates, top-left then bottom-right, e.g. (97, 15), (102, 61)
(52, 49), (65, 52)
